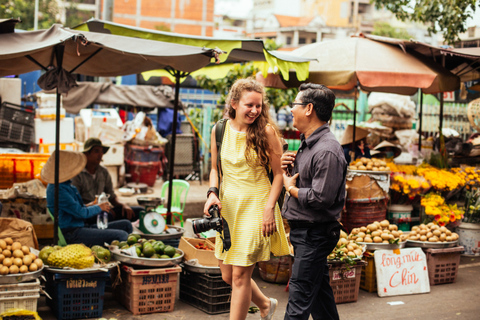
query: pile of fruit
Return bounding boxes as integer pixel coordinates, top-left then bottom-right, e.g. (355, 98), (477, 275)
(0, 238), (43, 275)
(39, 244), (99, 269)
(348, 220), (408, 244)
(112, 234), (180, 259)
(407, 223), (459, 242)
(194, 242), (213, 251)
(328, 230), (365, 264)
(349, 158), (390, 172)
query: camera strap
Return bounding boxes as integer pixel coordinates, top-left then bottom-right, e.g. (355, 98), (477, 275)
(220, 217), (232, 252)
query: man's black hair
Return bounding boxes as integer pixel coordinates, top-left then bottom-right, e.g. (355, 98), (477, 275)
(298, 83), (336, 122)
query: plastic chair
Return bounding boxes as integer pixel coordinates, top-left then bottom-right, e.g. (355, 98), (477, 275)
(47, 208), (68, 247)
(156, 179), (190, 227)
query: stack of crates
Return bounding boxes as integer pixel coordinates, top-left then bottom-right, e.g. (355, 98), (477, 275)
(0, 102), (35, 152)
(180, 268), (231, 314)
(0, 279), (41, 313)
(360, 254), (377, 292)
(115, 265), (181, 315)
(44, 271), (110, 320)
(329, 261), (365, 304)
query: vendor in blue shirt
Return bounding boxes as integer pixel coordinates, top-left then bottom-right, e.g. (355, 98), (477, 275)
(341, 125), (371, 164)
(42, 150), (131, 247)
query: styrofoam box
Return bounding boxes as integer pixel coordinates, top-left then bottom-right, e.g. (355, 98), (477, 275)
(0, 78), (21, 105)
(34, 118), (74, 144)
(106, 165), (119, 189)
(102, 144), (124, 166)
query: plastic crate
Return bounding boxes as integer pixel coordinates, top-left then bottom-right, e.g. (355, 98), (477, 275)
(329, 261), (364, 304)
(179, 269), (231, 314)
(0, 119), (35, 144)
(125, 144), (163, 162)
(0, 153), (49, 189)
(125, 160), (161, 187)
(44, 271), (109, 320)
(0, 280), (41, 313)
(360, 255), (377, 293)
(115, 265), (181, 315)
(0, 102), (35, 127)
(180, 289), (230, 314)
(424, 246), (464, 285)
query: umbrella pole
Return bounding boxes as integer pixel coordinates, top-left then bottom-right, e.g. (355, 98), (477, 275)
(439, 93), (444, 133)
(54, 86), (61, 246)
(351, 86), (358, 161)
(166, 72), (182, 225)
(418, 90), (423, 152)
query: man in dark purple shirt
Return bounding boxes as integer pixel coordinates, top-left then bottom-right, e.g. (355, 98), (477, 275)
(281, 83), (347, 320)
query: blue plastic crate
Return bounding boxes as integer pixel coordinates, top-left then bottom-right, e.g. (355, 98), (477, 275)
(45, 271), (109, 320)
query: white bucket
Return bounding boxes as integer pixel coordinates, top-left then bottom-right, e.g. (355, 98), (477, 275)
(456, 222), (480, 256)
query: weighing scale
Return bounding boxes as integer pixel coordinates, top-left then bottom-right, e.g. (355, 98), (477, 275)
(137, 197), (166, 234)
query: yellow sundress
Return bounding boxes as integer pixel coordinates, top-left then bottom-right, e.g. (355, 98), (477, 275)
(215, 121), (290, 266)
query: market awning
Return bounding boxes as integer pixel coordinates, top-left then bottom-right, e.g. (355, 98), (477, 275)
(74, 19), (313, 81)
(41, 82), (178, 114)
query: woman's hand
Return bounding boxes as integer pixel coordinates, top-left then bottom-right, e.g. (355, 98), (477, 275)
(204, 193), (221, 217)
(262, 206), (277, 237)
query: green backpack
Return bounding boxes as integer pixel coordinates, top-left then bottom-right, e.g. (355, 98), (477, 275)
(215, 119), (286, 209)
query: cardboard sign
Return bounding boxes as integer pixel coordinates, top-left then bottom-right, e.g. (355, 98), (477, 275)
(374, 248), (430, 297)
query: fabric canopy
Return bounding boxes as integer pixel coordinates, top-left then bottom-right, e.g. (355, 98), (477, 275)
(362, 34), (480, 83)
(0, 24), (221, 77)
(41, 82), (177, 114)
(74, 19), (313, 81)
(257, 35), (460, 95)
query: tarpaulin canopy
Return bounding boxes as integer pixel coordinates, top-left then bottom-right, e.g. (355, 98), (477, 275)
(41, 82), (178, 113)
(74, 18), (313, 81)
(362, 34), (480, 83)
(0, 18), (20, 34)
(257, 34), (460, 95)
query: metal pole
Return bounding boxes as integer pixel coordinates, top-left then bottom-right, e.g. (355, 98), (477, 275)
(34, 0), (39, 30)
(54, 86), (61, 246)
(418, 90), (423, 152)
(166, 72), (182, 225)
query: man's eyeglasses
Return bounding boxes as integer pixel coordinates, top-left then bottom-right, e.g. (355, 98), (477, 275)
(291, 102), (308, 107)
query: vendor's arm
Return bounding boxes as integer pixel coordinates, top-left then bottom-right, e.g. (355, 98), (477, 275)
(298, 151), (346, 210)
(47, 183), (103, 220)
(204, 125), (222, 216)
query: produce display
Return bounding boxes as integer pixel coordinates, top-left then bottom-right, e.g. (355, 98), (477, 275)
(407, 223), (459, 242)
(348, 220), (407, 244)
(349, 158), (390, 172)
(111, 233), (180, 259)
(328, 230), (365, 263)
(42, 244), (95, 269)
(0, 237), (43, 275)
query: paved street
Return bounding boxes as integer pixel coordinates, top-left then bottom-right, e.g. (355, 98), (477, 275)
(37, 179), (480, 320)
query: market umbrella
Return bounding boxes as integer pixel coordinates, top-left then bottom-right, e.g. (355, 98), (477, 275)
(0, 24), (222, 243)
(257, 34), (460, 152)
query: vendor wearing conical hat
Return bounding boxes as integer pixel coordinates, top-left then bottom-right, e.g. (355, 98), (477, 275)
(42, 150), (132, 247)
(340, 125), (371, 164)
(371, 140), (402, 159)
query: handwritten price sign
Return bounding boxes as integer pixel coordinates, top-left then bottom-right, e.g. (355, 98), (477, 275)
(374, 248), (430, 297)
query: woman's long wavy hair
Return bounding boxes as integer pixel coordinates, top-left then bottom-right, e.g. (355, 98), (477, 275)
(225, 78), (281, 169)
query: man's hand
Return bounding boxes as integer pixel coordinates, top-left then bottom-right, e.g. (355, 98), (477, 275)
(281, 151), (296, 175)
(98, 202), (111, 212)
(123, 204), (135, 220)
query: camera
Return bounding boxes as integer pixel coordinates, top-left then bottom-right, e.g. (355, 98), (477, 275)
(192, 205), (231, 251)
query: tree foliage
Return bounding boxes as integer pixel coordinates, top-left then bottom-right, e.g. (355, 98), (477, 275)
(372, 21), (412, 40)
(0, 0), (59, 30)
(195, 63), (297, 110)
(371, 0), (479, 45)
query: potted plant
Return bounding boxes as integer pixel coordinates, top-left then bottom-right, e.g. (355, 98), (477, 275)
(457, 187), (480, 256)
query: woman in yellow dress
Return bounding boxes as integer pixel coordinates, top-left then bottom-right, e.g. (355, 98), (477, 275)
(204, 78), (290, 320)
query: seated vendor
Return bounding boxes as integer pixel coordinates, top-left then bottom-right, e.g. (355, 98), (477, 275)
(341, 125), (371, 164)
(372, 141), (402, 159)
(42, 150), (132, 247)
(72, 138), (142, 222)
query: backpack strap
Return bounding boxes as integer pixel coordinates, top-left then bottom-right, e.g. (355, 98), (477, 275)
(215, 118), (228, 187)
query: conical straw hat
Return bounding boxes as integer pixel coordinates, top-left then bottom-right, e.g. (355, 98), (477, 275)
(41, 150), (87, 184)
(373, 141), (402, 158)
(340, 125), (369, 146)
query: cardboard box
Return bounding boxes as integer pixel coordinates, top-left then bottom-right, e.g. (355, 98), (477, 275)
(346, 174), (388, 200)
(179, 237), (218, 267)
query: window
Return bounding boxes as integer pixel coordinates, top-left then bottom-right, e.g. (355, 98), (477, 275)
(299, 38), (306, 44)
(286, 37), (292, 45)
